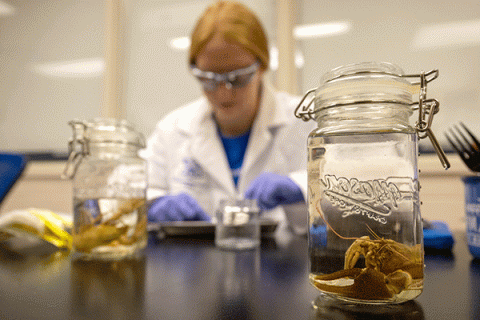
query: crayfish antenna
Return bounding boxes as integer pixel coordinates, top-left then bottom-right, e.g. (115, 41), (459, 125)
(366, 224), (382, 240)
(314, 200), (357, 240)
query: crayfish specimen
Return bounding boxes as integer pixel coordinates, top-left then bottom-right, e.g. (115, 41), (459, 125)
(310, 201), (423, 302)
(73, 198), (147, 255)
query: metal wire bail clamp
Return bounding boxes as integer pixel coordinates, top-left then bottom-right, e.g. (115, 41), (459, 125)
(408, 70), (450, 169)
(61, 120), (88, 179)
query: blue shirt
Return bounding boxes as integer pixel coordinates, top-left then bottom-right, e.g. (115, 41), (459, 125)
(219, 130), (250, 187)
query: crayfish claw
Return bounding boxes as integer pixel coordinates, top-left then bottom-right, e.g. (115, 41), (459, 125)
(385, 270), (413, 295)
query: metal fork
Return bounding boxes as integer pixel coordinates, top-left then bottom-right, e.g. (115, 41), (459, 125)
(445, 122), (480, 172)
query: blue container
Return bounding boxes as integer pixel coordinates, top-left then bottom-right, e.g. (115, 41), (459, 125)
(463, 176), (480, 259)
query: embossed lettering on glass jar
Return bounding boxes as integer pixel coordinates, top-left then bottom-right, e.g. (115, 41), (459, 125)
(295, 62), (449, 304)
(63, 118), (147, 261)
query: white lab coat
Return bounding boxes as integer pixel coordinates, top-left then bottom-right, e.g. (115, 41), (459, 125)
(141, 83), (316, 234)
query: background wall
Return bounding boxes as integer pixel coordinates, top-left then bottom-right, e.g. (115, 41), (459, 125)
(298, 0), (480, 152)
(0, 0), (479, 154)
(0, 0), (103, 154)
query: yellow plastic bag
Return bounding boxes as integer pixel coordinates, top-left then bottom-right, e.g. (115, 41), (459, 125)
(0, 208), (72, 250)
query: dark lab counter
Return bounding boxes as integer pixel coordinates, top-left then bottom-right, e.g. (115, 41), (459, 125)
(0, 230), (479, 320)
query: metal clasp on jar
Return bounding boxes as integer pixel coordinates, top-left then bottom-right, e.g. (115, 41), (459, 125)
(61, 120), (88, 179)
(407, 70), (450, 169)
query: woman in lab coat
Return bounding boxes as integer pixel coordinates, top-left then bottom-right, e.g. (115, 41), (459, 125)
(142, 1), (314, 234)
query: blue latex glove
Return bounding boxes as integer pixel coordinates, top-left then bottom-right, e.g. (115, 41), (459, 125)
(244, 173), (304, 210)
(148, 193), (211, 222)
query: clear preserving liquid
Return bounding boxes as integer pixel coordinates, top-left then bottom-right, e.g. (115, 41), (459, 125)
(73, 197), (147, 260)
(308, 132), (423, 304)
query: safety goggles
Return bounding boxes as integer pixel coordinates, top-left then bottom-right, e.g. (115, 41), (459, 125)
(190, 61), (260, 92)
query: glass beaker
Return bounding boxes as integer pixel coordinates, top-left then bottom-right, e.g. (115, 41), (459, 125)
(215, 198), (261, 250)
(295, 62), (449, 304)
(63, 118), (147, 260)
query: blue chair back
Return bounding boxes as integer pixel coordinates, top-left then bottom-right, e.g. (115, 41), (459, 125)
(0, 153), (27, 205)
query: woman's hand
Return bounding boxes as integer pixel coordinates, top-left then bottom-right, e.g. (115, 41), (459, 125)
(244, 173), (304, 210)
(148, 193), (211, 222)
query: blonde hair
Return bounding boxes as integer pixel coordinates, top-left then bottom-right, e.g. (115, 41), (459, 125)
(189, 1), (269, 70)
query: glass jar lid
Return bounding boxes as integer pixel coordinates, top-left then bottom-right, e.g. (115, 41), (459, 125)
(315, 62), (416, 111)
(84, 118), (145, 148)
(62, 118), (146, 179)
(294, 61), (450, 169)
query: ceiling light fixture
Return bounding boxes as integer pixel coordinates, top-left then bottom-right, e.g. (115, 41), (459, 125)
(169, 37), (191, 50)
(33, 58), (104, 78)
(412, 19), (480, 49)
(294, 21), (351, 39)
(0, 0), (15, 16)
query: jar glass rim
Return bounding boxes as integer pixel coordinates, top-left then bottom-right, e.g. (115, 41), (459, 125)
(321, 62), (405, 84)
(314, 62), (415, 112)
(84, 118), (145, 148)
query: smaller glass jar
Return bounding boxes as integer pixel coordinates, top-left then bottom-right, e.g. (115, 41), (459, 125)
(63, 118), (147, 260)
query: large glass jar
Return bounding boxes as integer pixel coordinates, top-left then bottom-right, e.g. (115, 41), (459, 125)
(63, 118), (147, 260)
(295, 62), (449, 304)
